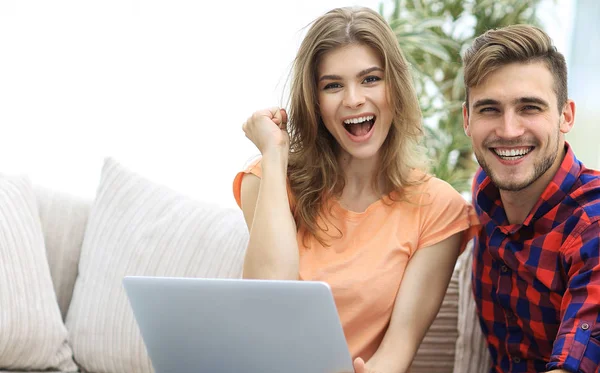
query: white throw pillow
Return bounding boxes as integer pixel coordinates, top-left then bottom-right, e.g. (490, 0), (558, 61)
(35, 186), (91, 320)
(0, 175), (77, 371)
(453, 245), (492, 373)
(65, 158), (248, 373)
(409, 262), (460, 373)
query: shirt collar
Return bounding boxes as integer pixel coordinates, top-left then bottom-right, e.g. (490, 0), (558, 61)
(475, 142), (581, 230)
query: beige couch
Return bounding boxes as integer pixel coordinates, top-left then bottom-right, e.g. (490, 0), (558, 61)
(0, 158), (490, 373)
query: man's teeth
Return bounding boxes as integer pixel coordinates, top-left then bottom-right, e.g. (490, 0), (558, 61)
(343, 115), (374, 124)
(494, 148), (532, 158)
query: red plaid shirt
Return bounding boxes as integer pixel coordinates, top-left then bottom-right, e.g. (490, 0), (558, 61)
(472, 143), (600, 373)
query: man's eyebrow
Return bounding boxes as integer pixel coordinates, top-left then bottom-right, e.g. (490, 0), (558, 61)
(473, 99), (501, 109)
(513, 96), (549, 107)
(318, 66), (384, 82)
(473, 97), (550, 109)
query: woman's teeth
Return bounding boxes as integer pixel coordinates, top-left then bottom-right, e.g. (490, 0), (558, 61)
(343, 115), (374, 125)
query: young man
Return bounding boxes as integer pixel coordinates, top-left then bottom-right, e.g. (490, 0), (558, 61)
(462, 25), (600, 372)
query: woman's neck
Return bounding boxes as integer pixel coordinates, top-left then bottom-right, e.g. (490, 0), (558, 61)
(336, 152), (386, 212)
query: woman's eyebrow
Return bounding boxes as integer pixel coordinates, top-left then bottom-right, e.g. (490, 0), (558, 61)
(319, 66), (384, 82)
(319, 74), (342, 82)
(356, 66), (383, 77)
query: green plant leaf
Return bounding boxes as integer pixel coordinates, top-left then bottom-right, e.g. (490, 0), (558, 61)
(382, 0), (547, 193)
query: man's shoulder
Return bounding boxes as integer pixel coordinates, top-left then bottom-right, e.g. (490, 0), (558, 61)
(569, 166), (600, 221)
(579, 165), (600, 188)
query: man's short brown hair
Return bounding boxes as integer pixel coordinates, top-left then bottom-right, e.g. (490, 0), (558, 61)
(463, 24), (568, 113)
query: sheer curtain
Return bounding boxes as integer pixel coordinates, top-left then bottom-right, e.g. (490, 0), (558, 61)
(0, 0), (381, 208)
(0, 0), (586, 209)
(567, 0), (600, 169)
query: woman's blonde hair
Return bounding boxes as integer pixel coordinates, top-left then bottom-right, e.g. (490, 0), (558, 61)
(286, 6), (429, 245)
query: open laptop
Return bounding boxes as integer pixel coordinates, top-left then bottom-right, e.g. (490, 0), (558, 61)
(123, 276), (355, 373)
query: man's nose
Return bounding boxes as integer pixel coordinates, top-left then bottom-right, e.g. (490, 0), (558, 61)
(495, 111), (525, 139)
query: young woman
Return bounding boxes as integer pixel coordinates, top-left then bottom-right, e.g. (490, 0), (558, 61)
(233, 7), (479, 373)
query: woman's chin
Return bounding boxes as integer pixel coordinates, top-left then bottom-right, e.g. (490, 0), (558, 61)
(339, 144), (382, 161)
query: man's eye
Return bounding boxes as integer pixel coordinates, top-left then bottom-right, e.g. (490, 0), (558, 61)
(522, 105), (541, 112)
(363, 76), (381, 84)
(479, 107), (498, 113)
(324, 83), (342, 90)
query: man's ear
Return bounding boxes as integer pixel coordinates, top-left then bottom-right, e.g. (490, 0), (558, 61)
(462, 102), (471, 137)
(559, 99), (576, 134)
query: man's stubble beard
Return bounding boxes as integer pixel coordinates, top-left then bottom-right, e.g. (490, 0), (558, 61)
(475, 128), (560, 192)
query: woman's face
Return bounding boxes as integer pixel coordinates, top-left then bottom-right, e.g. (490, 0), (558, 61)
(316, 44), (393, 161)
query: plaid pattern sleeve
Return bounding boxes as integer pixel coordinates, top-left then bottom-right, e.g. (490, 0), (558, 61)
(472, 143), (600, 373)
(548, 220), (600, 372)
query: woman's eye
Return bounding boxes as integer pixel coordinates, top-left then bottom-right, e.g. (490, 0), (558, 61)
(323, 82), (342, 90)
(363, 75), (381, 84)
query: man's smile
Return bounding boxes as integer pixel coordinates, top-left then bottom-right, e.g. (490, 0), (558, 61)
(490, 146), (535, 161)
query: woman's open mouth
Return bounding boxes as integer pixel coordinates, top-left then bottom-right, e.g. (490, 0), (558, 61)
(343, 115), (376, 142)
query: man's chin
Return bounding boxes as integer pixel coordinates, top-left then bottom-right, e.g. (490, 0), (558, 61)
(476, 154), (533, 191)
(488, 174), (536, 192)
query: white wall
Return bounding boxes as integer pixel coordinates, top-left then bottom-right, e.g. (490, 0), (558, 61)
(0, 0), (577, 209)
(566, 0), (600, 169)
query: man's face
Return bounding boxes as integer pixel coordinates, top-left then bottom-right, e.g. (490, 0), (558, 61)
(463, 61), (575, 192)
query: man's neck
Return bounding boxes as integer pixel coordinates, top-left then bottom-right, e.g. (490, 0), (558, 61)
(500, 148), (566, 225)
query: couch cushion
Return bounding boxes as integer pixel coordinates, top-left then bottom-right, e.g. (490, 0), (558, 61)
(65, 158), (249, 373)
(408, 252), (461, 373)
(0, 175), (77, 371)
(453, 245), (492, 373)
(35, 186), (91, 320)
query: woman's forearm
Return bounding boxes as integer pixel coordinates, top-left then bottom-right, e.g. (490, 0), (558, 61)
(366, 234), (462, 373)
(242, 149), (299, 280)
(365, 324), (419, 373)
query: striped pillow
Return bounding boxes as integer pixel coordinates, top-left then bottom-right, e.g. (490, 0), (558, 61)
(453, 246), (492, 373)
(34, 186), (91, 320)
(65, 158), (249, 373)
(409, 262), (460, 372)
(0, 175), (77, 371)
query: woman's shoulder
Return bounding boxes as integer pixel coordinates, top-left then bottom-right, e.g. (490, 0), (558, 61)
(242, 155), (263, 176)
(232, 155), (296, 210)
(232, 155), (263, 208)
(401, 169), (479, 253)
(402, 169), (467, 204)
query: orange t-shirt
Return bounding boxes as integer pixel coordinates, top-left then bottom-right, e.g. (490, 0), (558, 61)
(232, 158), (479, 361)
